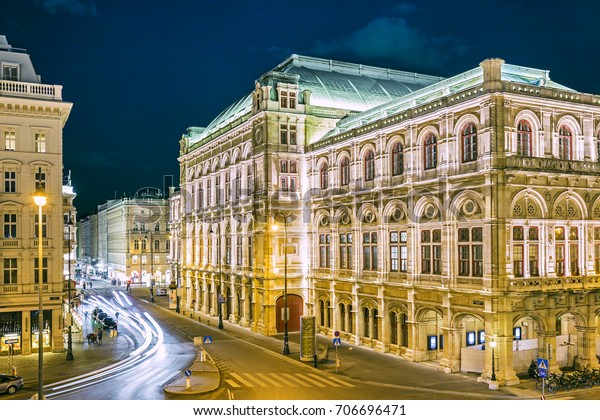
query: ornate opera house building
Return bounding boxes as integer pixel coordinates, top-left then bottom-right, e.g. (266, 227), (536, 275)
(172, 54), (600, 386)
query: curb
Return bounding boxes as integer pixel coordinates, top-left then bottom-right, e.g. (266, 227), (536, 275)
(163, 346), (220, 395)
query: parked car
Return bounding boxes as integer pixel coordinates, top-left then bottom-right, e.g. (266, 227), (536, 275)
(155, 288), (168, 296)
(101, 317), (117, 330)
(0, 374), (24, 395)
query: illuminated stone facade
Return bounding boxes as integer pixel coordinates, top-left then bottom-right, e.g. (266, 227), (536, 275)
(0, 35), (73, 354)
(173, 55), (600, 386)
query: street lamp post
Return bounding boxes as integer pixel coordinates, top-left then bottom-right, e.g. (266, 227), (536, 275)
(146, 231), (154, 302)
(489, 337), (498, 389)
(210, 226), (224, 329)
(273, 213), (290, 355)
(33, 177), (47, 400)
(65, 211), (74, 361)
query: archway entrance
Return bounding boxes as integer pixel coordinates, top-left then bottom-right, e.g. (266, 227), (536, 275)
(276, 294), (303, 332)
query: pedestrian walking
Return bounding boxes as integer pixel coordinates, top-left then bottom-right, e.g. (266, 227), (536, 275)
(97, 328), (103, 344)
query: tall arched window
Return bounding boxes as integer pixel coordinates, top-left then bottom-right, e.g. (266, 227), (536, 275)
(390, 311), (398, 344)
(134, 239), (139, 250)
(596, 132), (600, 163)
(517, 120), (532, 156)
(558, 125), (572, 160)
(340, 157), (350, 186)
(462, 123), (477, 162)
(319, 163), (329, 190)
(364, 150), (375, 181)
(424, 134), (437, 169)
(391, 143), (403, 176)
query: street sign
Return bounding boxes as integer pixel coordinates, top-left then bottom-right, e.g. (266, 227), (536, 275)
(333, 338), (341, 346)
(538, 369), (547, 378)
(4, 338), (18, 344)
(334, 330), (340, 337)
(537, 358), (548, 371)
(184, 369), (192, 377)
(203, 336), (213, 344)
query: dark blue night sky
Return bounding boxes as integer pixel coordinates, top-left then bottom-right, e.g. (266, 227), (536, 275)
(3, 0), (599, 216)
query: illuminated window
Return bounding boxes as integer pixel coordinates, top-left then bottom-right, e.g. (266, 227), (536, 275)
(390, 231), (407, 273)
(517, 120), (532, 156)
(35, 133), (46, 153)
(4, 131), (15, 151)
(424, 134), (437, 169)
(462, 124), (477, 162)
(134, 239), (139, 250)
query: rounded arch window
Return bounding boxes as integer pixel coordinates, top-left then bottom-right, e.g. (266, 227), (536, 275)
(364, 150), (375, 181)
(517, 120), (532, 156)
(424, 134), (437, 169)
(462, 123), (477, 162)
(391, 143), (403, 176)
(558, 125), (572, 160)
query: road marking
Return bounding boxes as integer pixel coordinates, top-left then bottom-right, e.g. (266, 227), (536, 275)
(294, 373), (327, 387)
(282, 373), (312, 387)
(307, 373), (341, 387)
(241, 373), (269, 387)
(267, 373), (297, 387)
(256, 373), (284, 387)
(229, 372), (255, 387)
(225, 379), (242, 388)
(318, 374), (356, 387)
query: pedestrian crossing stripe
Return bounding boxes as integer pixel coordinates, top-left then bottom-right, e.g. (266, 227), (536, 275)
(226, 372), (355, 388)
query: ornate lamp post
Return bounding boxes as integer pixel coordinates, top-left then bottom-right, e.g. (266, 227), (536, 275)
(489, 336), (498, 389)
(272, 213), (290, 355)
(65, 211), (74, 361)
(33, 176), (47, 400)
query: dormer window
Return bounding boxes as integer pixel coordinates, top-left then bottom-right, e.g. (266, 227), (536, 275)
(280, 90), (296, 109)
(2, 64), (18, 81)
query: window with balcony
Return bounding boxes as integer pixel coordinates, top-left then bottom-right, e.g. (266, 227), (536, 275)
(462, 123), (477, 162)
(517, 120), (532, 156)
(4, 171), (16, 193)
(558, 125), (572, 160)
(2, 64), (18, 81)
(3, 213), (17, 238)
(34, 257), (48, 283)
(424, 134), (437, 170)
(3, 258), (17, 284)
(34, 214), (47, 238)
(364, 150), (375, 181)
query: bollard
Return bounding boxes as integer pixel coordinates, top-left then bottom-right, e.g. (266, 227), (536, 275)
(186, 377), (191, 388)
(313, 354), (318, 367)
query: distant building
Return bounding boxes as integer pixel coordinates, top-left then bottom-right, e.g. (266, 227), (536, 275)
(0, 35), (73, 354)
(173, 54), (600, 387)
(78, 188), (171, 287)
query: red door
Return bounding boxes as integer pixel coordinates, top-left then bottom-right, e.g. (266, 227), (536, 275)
(276, 294), (303, 332)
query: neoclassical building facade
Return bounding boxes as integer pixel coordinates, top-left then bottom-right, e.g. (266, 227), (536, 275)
(172, 54), (600, 387)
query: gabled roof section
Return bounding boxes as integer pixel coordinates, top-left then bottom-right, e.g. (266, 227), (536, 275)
(187, 54), (445, 147)
(320, 59), (578, 143)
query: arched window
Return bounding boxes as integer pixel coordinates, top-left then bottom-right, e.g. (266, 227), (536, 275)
(364, 150), (375, 181)
(517, 120), (532, 156)
(391, 143), (403, 176)
(319, 163), (328, 190)
(235, 168), (241, 199)
(558, 125), (572, 160)
(340, 157), (350, 186)
(462, 123), (477, 162)
(424, 134), (437, 169)
(133, 239), (139, 250)
(141, 239), (147, 250)
(390, 311), (398, 344)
